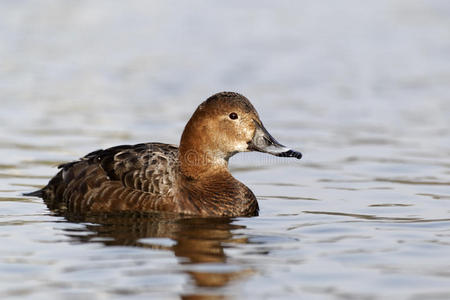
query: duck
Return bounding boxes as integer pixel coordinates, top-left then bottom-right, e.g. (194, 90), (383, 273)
(26, 92), (302, 217)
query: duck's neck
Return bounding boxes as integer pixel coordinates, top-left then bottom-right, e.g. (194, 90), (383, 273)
(178, 145), (230, 179)
(178, 120), (231, 179)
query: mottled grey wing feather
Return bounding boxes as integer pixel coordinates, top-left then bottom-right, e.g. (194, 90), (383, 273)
(44, 143), (179, 213)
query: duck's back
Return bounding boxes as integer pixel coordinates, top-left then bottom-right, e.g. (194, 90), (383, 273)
(38, 143), (179, 214)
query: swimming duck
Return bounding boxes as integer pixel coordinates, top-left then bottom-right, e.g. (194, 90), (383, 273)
(27, 92), (302, 217)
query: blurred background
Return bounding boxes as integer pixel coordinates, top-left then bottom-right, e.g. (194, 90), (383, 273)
(1, 1), (450, 299)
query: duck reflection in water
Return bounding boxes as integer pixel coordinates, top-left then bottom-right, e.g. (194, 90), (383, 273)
(62, 211), (253, 290)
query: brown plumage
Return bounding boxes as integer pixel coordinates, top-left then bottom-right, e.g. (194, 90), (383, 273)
(27, 92), (301, 217)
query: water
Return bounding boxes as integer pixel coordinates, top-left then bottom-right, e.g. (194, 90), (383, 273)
(1, 0), (450, 299)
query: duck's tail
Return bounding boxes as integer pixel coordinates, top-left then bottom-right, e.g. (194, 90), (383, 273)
(23, 189), (44, 198)
(23, 169), (66, 210)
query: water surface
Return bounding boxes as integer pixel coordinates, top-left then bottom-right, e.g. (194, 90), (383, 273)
(1, 1), (450, 299)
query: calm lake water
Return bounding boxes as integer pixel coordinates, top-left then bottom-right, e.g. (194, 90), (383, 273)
(1, 1), (450, 299)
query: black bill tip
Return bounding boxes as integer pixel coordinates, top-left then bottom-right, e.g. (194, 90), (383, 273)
(275, 150), (302, 159)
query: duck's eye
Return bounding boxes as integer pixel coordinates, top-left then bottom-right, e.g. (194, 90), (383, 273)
(229, 112), (238, 120)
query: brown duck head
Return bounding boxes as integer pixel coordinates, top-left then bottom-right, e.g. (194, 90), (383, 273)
(179, 92), (302, 179)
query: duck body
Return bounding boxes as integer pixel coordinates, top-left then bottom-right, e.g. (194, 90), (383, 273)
(40, 142), (258, 216)
(28, 92), (301, 217)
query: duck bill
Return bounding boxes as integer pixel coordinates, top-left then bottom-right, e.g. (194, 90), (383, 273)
(247, 120), (302, 159)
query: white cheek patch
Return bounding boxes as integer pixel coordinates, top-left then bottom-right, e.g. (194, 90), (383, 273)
(235, 124), (253, 152)
(235, 141), (250, 152)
